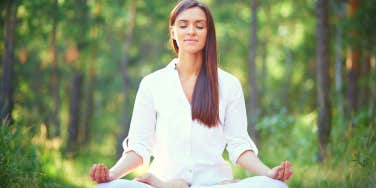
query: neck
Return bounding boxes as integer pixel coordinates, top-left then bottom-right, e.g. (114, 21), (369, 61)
(176, 52), (203, 80)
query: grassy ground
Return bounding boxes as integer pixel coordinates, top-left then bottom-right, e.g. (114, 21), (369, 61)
(1, 111), (374, 187)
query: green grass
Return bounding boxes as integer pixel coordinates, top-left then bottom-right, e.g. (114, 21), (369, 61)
(1, 110), (375, 187)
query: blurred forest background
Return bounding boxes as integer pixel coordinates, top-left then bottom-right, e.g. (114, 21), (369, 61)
(0, 0), (375, 187)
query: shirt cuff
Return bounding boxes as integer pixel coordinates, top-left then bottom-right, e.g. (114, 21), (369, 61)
(122, 137), (151, 167)
(229, 137), (258, 165)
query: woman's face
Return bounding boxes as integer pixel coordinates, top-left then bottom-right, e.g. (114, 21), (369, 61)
(170, 7), (208, 55)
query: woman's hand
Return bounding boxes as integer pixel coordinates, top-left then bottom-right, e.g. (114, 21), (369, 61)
(90, 163), (112, 183)
(135, 173), (164, 187)
(135, 173), (189, 188)
(267, 161), (293, 181)
(220, 179), (240, 184)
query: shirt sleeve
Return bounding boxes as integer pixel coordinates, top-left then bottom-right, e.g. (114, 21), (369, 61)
(224, 78), (258, 165)
(122, 77), (156, 166)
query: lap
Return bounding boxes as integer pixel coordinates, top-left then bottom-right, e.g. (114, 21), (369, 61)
(94, 179), (153, 188)
(94, 176), (287, 188)
(192, 176), (288, 188)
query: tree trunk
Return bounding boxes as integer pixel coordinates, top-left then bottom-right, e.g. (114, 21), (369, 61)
(66, 71), (84, 154)
(82, 60), (96, 145)
(82, 23), (99, 145)
(359, 52), (371, 110)
(334, 0), (345, 127)
(66, 0), (88, 155)
(50, 0), (60, 137)
(0, 0), (18, 124)
(248, 0), (259, 143)
(116, 1), (137, 158)
(316, 0), (332, 162)
(260, 4), (270, 115)
(260, 39), (267, 115)
(346, 0), (360, 117)
(282, 48), (293, 111)
(369, 56), (376, 120)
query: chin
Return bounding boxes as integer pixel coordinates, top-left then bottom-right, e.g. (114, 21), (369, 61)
(181, 47), (205, 54)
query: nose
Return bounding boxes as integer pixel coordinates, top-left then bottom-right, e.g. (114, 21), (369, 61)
(187, 25), (196, 35)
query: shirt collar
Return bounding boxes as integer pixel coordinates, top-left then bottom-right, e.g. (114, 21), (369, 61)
(165, 58), (179, 70)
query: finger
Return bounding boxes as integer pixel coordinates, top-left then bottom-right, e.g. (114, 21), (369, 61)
(283, 163), (292, 180)
(135, 173), (150, 183)
(285, 169), (293, 181)
(281, 161), (287, 180)
(94, 164), (101, 182)
(283, 164), (292, 181)
(284, 171), (292, 181)
(276, 166), (284, 180)
(96, 164), (103, 183)
(98, 164), (104, 183)
(135, 177), (149, 184)
(99, 164), (106, 183)
(285, 161), (292, 168)
(103, 167), (109, 182)
(221, 179), (240, 185)
(90, 164), (97, 180)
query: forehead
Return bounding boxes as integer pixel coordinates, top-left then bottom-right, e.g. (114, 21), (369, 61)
(176, 7), (207, 22)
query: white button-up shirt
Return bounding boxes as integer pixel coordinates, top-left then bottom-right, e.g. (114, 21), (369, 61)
(123, 58), (258, 186)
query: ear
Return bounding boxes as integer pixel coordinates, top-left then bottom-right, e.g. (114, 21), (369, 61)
(169, 26), (175, 40)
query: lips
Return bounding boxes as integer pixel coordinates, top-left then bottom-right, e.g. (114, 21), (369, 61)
(184, 39), (198, 42)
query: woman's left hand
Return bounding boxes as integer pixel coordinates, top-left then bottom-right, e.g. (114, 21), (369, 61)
(267, 161), (293, 181)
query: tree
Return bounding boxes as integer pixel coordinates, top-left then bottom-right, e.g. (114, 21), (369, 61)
(0, 0), (18, 124)
(333, 0), (346, 125)
(116, 0), (137, 158)
(316, 0), (332, 161)
(248, 0), (259, 142)
(49, 0), (61, 137)
(66, 0), (89, 155)
(82, 0), (102, 145)
(345, 0), (360, 117)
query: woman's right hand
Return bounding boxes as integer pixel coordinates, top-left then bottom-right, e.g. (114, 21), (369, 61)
(90, 163), (112, 183)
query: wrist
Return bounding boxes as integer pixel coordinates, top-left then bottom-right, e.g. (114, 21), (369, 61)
(265, 169), (273, 178)
(109, 171), (117, 181)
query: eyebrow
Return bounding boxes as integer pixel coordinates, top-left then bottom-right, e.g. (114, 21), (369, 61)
(177, 19), (207, 23)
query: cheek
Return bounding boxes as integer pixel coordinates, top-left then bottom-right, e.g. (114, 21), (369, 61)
(175, 30), (185, 41)
(200, 31), (208, 44)
(200, 30), (208, 39)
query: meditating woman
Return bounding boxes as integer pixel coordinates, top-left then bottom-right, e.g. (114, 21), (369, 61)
(90, 0), (293, 187)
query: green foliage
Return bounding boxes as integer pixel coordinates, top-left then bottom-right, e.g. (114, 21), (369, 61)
(258, 109), (318, 165)
(1, 0), (375, 187)
(330, 110), (376, 172)
(256, 110), (376, 187)
(0, 121), (82, 187)
(0, 122), (41, 187)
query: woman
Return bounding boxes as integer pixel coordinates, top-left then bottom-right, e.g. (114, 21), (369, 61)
(90, 0), (293, 187)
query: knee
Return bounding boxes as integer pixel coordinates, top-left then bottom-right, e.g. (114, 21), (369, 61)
(241, 176), (288, 188)
(94, 179), (124, 188)
(94, 179), (150, 188)
(258, 176), (288, 188)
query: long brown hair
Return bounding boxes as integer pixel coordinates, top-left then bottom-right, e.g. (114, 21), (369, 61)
(169, 0), (219, 128)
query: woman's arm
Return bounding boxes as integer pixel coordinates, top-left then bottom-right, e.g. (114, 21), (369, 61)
(109, 151), (143, 179)
(91, 75), (156, 184)
(237, 150), (293, 181)
(90, 151), (142, 183)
